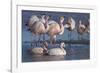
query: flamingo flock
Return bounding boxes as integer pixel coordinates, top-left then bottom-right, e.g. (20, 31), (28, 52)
(25, 15), (90, 56)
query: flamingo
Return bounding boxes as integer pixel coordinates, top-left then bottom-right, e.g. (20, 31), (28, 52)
(28, 41), (48, 55)
(47, 16), (67, 44)
(77, 20), (90, 40)
(26, 15), (49, 46)
(64, 17), (76, 41)
(48, 42), (66, 55)
(85, 19), (90, 34)
(63, 17), (76, 49)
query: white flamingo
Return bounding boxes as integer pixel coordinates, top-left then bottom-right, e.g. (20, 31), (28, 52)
(47, 16), (67, 44)
(29, 41), (48, 55)
(48, 42), (66, 55)
(64, 17), (76, 41)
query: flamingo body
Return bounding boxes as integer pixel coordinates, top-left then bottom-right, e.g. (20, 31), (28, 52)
(31, 47), (44, 55)
(48, 48), (66, 55)
(47, 17), (65, 44)
(31, 21), (47, 35)
(48, 42), (66, 55)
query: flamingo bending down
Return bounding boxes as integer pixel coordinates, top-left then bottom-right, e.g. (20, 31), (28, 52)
(47, 16), (67, 44)
(29, 42), (48, 55)
(48, 42), (66, 55)
(26, 15), (39, 28)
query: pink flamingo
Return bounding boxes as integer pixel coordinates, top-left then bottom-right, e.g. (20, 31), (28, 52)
(47, 16), (67, 44)
(27, 15), (49, 46)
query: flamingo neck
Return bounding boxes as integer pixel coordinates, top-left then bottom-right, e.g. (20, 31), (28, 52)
(60, 46), (64, 50)
(43, 46), (47, 50)
(59, 19), (64, 35)
(44, 19), (49, 32)
(59, 24), (64, 35)
(45, 23), (49, 32)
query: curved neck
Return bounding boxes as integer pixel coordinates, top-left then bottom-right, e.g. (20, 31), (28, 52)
(59, 24), (64, 35)
(59, 19), (64, 35)
(60, 46), (64, 50)
(44, 17), (49, 32)
(43, 46), (47, 51)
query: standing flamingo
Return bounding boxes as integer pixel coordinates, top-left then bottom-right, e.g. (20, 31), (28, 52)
(77, 20), (90, 40)
(77, 20), (86, 40)
(65, 17), (76, 41)
(47, 16), (66, 44)
(26, 15), (49, 46)
(64, 17), (76, 50)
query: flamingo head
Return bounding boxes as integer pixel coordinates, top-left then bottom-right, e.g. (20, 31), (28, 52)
(64, 17), (72, 29)
(59, 16), (64, 25)
(60, 42), (65, 48)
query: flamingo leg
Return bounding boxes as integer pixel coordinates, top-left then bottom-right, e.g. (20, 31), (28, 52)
(78, 33), (80, 40)
(50, 36), (55, 45)
(31, 36), (33, 47)
(81, 34), (83, 40)
(68, 31), (71, 49)
(50, 36), (53, 45)
(43, 33), (45, 42)
(38, 35), (41, 46)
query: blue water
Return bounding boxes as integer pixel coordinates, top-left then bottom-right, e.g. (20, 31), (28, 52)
(22, 43), (90, 62)
(22, 10), (90, 41)
(22, 10), (90, 62)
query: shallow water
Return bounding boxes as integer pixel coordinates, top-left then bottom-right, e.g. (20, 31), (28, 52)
(22, 44), (90, 62)
(22, 10), (90, 62)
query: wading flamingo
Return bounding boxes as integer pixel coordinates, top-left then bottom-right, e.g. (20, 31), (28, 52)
(64, 17), (76, 41)
(47, 16), (67, 44)
(26, 15), (49, 46)
(77, 20), (90, 40)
